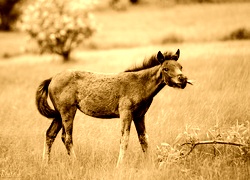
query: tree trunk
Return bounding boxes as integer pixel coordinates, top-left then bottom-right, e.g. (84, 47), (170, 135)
(62, 51), (70, 62)
(0, 14), (11, 31)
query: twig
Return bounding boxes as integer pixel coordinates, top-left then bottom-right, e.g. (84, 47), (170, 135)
(180, 140), (247, 158)
(182, 140), (246, 147)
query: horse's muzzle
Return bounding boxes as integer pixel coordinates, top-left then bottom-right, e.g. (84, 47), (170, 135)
(167, 75), (191, 89)
(178, 75), (188, 89)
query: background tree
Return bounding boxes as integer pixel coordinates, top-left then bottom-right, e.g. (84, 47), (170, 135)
(0, 0), (23, 31)
(19, 0), (97, 61)
(109, 0), (139, 10)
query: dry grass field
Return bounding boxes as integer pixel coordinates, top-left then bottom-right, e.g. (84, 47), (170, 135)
(0, 2), (250, 180)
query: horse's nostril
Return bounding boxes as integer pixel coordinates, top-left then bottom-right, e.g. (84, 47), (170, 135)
(178, 75), (187, 82)
(178, 75), (184, 80)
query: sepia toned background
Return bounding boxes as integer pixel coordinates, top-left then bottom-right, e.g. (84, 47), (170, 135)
(0, 0), (250, 179)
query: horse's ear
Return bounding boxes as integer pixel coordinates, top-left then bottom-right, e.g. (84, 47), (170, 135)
(157, 51), (165, 64)
(175, 49), (180, 61)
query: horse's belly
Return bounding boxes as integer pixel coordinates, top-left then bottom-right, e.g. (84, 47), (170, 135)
(75, 72), (121, 118)
(78, 99), (119, 119)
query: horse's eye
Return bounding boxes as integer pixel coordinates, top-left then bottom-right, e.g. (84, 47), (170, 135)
(163, 68), (168, 71)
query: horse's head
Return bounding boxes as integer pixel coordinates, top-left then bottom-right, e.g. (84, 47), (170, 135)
(157, 49), (192, 89)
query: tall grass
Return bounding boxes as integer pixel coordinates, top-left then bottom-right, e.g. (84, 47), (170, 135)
(0, 41), (250, 179)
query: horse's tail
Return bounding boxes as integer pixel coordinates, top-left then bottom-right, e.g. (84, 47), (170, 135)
(36, 78), (60, 119)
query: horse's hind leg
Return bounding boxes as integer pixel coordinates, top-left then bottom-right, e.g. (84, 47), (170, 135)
(133, 116), (149, 153)
(60, 106), (77, 159)
(61, 126), (66, 145)
(43, 118), (62, 163)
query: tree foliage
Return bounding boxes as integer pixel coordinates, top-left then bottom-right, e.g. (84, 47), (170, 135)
(19, 0), (97, 61)
(0, 0), (22, 31)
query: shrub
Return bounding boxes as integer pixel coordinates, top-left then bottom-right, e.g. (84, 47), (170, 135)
(161, 33), (184, 44)
(222, 28), (250, 41)
(152, 33), (184, 45)
(19, 0), (97, 61)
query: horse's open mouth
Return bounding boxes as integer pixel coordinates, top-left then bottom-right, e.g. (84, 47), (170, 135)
(169, 81), (186, 89)
(170, 79), (193, 89)
(178, 82), (187, 89)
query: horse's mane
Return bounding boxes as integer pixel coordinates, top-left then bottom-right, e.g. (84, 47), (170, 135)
(124, 51), (176, 72)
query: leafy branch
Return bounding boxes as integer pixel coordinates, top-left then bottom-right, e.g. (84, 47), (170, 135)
(157, 121), (250, 167)
(181, 140), (248, 158)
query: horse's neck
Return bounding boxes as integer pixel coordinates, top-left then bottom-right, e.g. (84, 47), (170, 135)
(138, 65), (165, 99)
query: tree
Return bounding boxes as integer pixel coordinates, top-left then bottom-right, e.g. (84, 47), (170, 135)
(109, 0), (139, 10)
(0, 0), (22, 31)
(19, 0), (97, 61)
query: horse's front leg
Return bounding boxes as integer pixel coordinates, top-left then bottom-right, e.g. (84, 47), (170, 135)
(134, 116), (149, 154)
(116, 109), (133, 167)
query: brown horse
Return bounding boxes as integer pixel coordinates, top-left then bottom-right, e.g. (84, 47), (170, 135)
(36, 49), (192, 166)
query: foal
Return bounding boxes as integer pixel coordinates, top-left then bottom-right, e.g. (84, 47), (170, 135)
(36, 49), (192, 166)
